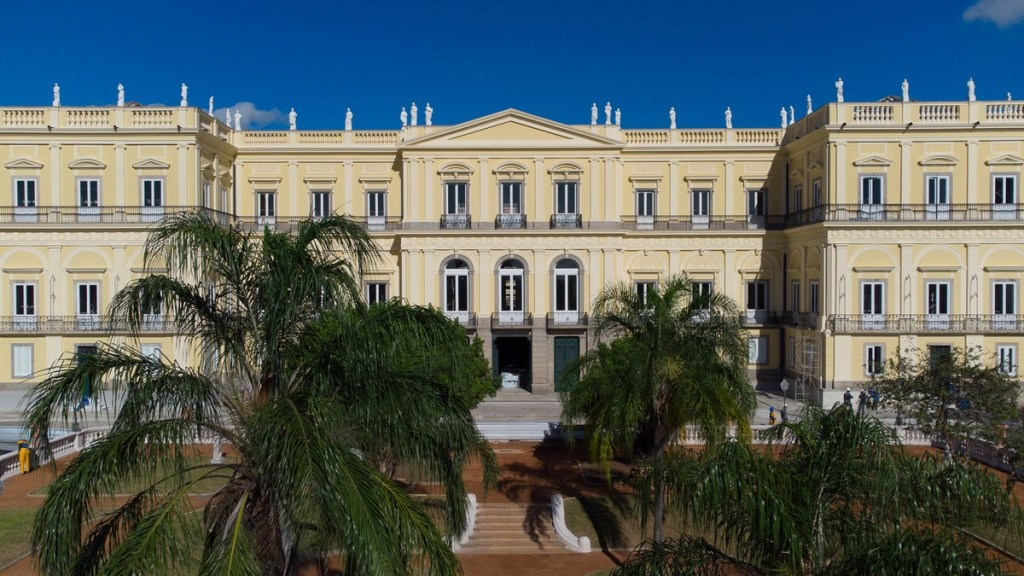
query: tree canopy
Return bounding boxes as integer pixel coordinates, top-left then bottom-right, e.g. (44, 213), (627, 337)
(25, 212), (494, 576)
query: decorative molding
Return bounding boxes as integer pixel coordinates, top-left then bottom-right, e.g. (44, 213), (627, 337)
(852, 155), (893, 167)
(4, 158), (43, 169)
(131, 267), (168, 274)
(303, 176), (337, 184)
(629, 175), (663, 183)
(66, 268), (107, 274)
(132, 158), (171, 170)
(549, 162), (584, 174)
(684, 175), (719, 184)
(985, 154), (1024, 166)
(68, 158), (107, 169)
(917, 266), (961, 272)
(248, 177), (282, 184)
(3, 268), (43, 274)
(852, 266), (894, 273)
(983, 266), (1024, 272)
(918, 154), (958, 167)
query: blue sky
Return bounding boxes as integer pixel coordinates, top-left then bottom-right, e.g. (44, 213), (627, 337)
(4, 0), (1024, 130)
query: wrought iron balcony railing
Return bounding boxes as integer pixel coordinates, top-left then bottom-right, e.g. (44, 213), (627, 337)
(0, 315), (177, 334)
(787, 203), (1024, 227)
(829, 314), (1024, 334)
(0, 206), (232, 225)
(545, 312), (589, 329)
(490, 312), (533, 329)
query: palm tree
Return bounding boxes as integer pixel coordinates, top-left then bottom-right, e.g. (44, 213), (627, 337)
(619, 406), (1018, 575)
(560, 274), (756, 542)
(25, 212), (494, 576)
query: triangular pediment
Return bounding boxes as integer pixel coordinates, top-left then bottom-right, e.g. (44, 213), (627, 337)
(133, 158), (171, 170)
(918, 154), (958, 167)
(401, 109), (621, 150)
(852, 155), (893, 167)
(68, 158), (107, 169)
(986, 154), (1024, 166)
(4, 158), (43, 169)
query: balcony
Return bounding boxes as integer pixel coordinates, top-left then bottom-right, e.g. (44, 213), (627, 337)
(550, 213), (582, 229)
(495, 213), (527, 230)
(546, 312), (588, 330)
(740, 311), (781, 327)
(786, 203), (1024, 227)
(441, 213), (471, 229)
(829, 314), (1024, 334)
(444, 311), (477, 329)
(491, 313), (533, 329)
(0, 315), (178, 335)
(621, 214), (787, 231)
(0, 206), (232, 226)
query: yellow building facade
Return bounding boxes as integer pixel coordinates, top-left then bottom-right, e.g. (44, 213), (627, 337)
(1, 97), (1022, 404)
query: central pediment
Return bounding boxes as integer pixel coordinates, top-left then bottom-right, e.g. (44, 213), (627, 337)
(400, 109), (622, 150)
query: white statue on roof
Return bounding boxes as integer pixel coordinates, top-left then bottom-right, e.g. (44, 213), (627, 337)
(615, 108), (621, 126)
(902, 79), (909, 102)
(806, 94), (812, 115)
(400, 107), (408, 127)
(604, 102), (612, 125)
(725, 107), (732, 129)
(591, 103), (597, 125)
(208, 97), (214, 115)
(234, 110), (241, 130)
(289, 108), (297, 130)
(835, 78), (844, 103)
(781, 107), (788, 128)
(181, 83), (188, 106)
(52, 84), (60, 107)
(967, 78), (976, 102)
(225, 108), (231, 124)
(425, 103), (433, 126)
(345, 108), (353, 130)
(669, 107), (676, 129)
(789, 106), (795, 126)
(410, 102), (418, 126)
(117, 83), (125, 107)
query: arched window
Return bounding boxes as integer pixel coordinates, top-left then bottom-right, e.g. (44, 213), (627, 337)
(444, 259), (470, 322)
(498, 259), (525, 322)
(553, 259), (579, 323)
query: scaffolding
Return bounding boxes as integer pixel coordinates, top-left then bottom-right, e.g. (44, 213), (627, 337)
(792, 335), (820, 404)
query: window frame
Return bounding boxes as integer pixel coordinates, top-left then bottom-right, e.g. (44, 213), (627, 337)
(998, 344), (1017, 375)
(12, 343), (33, 378)
(257, 190), (277, 223)
(993, 280), (1017, 315)
(860, 175), (884, 205)
(809, 280), (820, 314)
(14, 177), (38, 208)
(554, 181), (578, 215)
(443, 259), (470, 315)
(553, 259), (580, 321)
(499, 181), (524, 215)
(865, 344), (884, 376)
(310, 190), (331, 219)
(366, 282), (388, 306)
(444, 182), (468, 216)
(993, 174), (1017, 205)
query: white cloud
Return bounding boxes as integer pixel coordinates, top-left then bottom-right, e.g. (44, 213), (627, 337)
(212, 102), (285, 129)
(964, 0), (1024, 28)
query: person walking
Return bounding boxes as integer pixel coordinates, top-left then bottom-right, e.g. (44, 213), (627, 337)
(769, 406), (777, 425)
(858, 389), (869, 417)
(17, 439), (31, 474)
(843, 388), (853, 409)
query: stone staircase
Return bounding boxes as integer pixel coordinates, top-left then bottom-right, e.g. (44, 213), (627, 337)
(458, 502), (564, 554)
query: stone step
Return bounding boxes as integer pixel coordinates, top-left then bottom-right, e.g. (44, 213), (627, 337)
(460, 502), (565, 554)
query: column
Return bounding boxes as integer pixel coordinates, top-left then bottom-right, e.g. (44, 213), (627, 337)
(178, 144), (189, 205)
(115, 144), (126, 205)
(899, 141), (911, 203)
(478, 158), (490, 222)
(966, 140), (978, 203)
(288, 161), (298, 216)
(49, 144), (61, 205)
(533, 158), (544, 221)
(834, 143), (846, 204)
(343, 161), (353, 215)
(668, 161), (679, 216)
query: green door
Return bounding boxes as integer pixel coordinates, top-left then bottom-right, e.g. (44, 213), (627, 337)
(553, 337), (580, 392)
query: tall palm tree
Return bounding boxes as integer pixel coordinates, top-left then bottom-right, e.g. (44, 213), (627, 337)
(25, 212), (493, 576)
(560, 274), (756, 542)
(620, 406), (1018, 575)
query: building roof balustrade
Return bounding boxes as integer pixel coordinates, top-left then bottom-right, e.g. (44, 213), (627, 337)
(621, 128), (781, 147)
(621, 214), (786, 231)
(786, 203), (1024, 227)
(0, 107), (221, 132)
(830, 314), (1024, 334)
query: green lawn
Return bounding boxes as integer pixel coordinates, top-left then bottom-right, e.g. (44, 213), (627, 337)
(0, 508), (35, 569)
(31, 456), (235, 497)
(563, 495), (686, 552)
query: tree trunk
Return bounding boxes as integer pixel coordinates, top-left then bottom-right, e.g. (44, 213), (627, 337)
(653, 446), (665, 542)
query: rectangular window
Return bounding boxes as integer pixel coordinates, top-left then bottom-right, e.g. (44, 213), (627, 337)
(926, 282), (951, 315)
(809, 281), (820, 314)
(13, 282), (36, 329)
(76, 282), (100, 330)
(860, 175), (884, 220)
(555, 182), (578, 215)
(926, 174), (951, 220)
(994, 281), (1017, 315)
(202, 181), (211, 208)
(994, 175), (1017, 205)
(866, 345), (884, 376)
(748, 336), (768, 365)
(366, 282), (388, 305)
(366, 190), (386, 230)
(746, 281), (768, 323)
(637, 190), (655, 217)
(791, 281), (801, 313)
(445, 274), (469, 312)
(692, 189), (711, 230)
(692, 281), (713, 309)
(861, 281), (884, 330)
(14, 178), (37, 207)
(142, 179), (163, 207)
(635, 281), (656, 307)
(747, 189), (765, 216)
(998, 345), (1017, 375)
(311, 191), (331, 219)
(12, 344), (33, 378)
(444, 182), (468, 215)
(257, 192), (276, 224)
(788, 337), (797, 367)
(78, 179), (100, 207)
(500, 182), (523, 214)
(793, 184), (803, 212)
(812, 179), (822, 207)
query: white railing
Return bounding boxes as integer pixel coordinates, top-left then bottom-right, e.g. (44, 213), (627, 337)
(450, 493), (478, 551)
(0, 427), (109, 481)
(550, 494), (592, 553)
(918, 104), (960, 123)
(986, 103), (1024, 122)
(852, 105), (894, 123)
